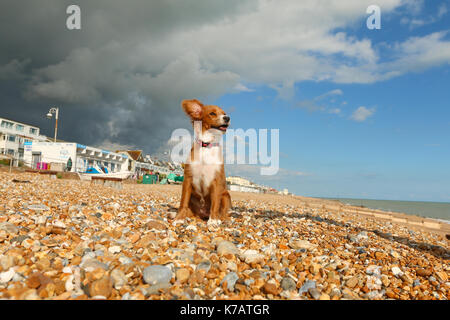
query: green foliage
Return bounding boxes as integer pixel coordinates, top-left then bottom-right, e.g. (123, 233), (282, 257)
(0, 159), (11, 166)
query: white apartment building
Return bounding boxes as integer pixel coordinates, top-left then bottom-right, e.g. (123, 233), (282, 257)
(228, 184), (262, 193)
(23, 141), (128, 173)
(226, 176), (253, 186)
(124, 152), (183, 176)
(0, 117), (47, 165)
(226, 175), (271, 193)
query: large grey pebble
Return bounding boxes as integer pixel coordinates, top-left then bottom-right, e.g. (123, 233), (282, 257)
(289, 239), (317, 250)
(0, 222), (19, 235)
(0, 255), (15, 270)
(309, 288), (321, 300)
(196, 260), (211, 273)
(143, 265), (172, 286)
(28, 204), (49, 211)
(119, 256), (133, 265)
(216, 241), (239, 256)
(281, 277), (296, 291)
(143, 282), (172, 296)
(80, 258), (109, 271)
(111, 269), (127, 289)
(298, 280), (316, 294)
(221, 272), (239, 291)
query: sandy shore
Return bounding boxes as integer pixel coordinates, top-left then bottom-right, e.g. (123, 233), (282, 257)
(0, 172), (448, 300)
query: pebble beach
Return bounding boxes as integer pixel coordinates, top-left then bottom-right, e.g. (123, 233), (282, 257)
(0, 171), (449, 300)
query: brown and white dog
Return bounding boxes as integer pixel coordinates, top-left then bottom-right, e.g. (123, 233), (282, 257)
(175, 99), (231, 226)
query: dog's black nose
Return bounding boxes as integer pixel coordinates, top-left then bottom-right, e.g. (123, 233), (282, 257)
(223, 115), (230, 123)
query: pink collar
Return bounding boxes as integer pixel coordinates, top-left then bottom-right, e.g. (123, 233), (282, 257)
(195, 138), (220, 148)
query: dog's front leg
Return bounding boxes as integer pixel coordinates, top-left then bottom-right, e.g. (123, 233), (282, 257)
(175, 177), (194, 222)
(219, 191), (231, 220)
(207, 182), (222, 228)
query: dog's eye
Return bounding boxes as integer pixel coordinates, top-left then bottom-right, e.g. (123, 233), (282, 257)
(209, 112), (216, 116)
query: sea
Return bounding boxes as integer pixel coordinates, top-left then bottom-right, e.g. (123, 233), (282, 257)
(323, 198), (450, 223)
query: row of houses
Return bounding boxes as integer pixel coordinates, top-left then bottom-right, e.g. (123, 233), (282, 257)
(22, 141), (184, 177)
(0, 116), (183, 177)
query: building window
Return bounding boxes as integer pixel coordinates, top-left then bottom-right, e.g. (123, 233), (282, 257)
(29, 128), (38, 135)
(1, 121), (14, 129)
(7, 149), (14, 155)
(8, 135), (16, 142)
(16, 124), (24, 132)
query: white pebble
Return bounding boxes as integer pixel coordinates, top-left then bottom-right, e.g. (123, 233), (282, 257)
(108, 246), (121, 254)
(186, 225), (197, 232)
(52, 220), (66, 228)
(62, 266), (72, 274)
(0, 269), (16, 283)
(65, 275), (75, 291)
(391, 266), (404, 277)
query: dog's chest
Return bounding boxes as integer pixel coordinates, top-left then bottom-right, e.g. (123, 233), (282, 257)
(190, 147), (222, 195)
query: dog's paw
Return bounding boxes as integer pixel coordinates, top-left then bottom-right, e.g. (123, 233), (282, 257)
(207, 218), (222, 230)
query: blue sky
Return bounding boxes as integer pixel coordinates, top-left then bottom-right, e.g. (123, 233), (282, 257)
(213, 1), (450, 202)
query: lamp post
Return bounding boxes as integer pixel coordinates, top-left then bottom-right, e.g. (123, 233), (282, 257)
(46, 107), (59, 142)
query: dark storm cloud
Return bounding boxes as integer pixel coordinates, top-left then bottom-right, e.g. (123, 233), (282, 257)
(0, 0), (257, 152)
(2, 0), (446, 155)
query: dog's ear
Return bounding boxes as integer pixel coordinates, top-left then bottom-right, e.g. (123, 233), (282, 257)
(182, 99), (203, 120)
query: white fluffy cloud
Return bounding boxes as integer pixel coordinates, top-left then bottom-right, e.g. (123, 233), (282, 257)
(296, 89), (345, 114)
(400, 2), (447, 29)
(351, 106), (376, 122)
